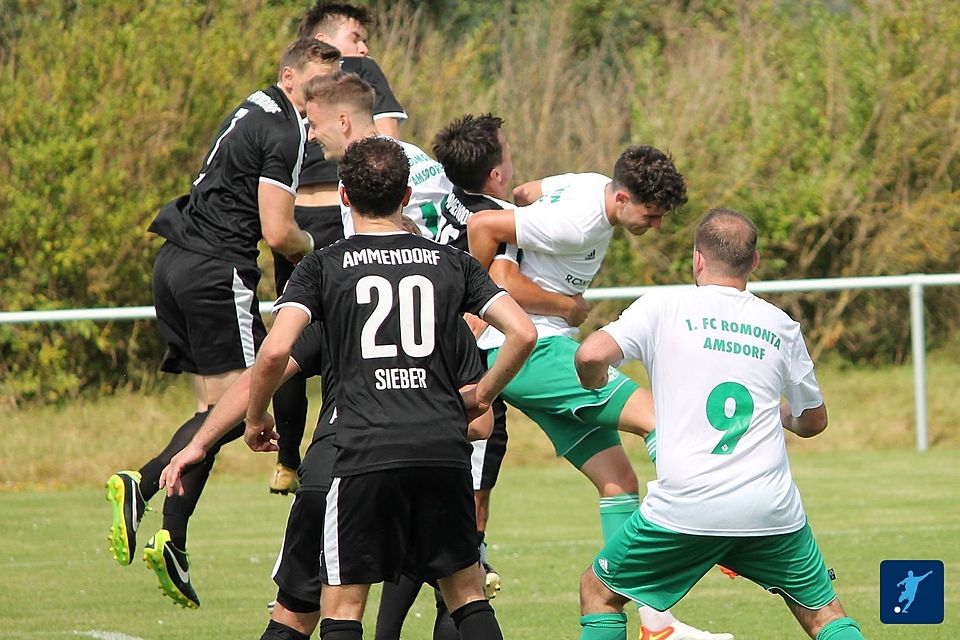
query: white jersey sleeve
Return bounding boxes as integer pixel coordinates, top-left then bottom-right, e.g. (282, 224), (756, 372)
(601, 294), (659, 364)
(784, 331), (824, 415)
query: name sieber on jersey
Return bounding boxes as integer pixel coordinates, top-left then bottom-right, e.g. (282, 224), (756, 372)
(342, 244), (442, 390)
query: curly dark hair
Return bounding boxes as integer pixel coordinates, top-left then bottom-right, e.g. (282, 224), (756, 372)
(299, 2), (372, 39)
(695, 208), (758, 277)
(612, 146), (687, 213)
(432, 114), (505, 192)
(339, 137), (410, 218)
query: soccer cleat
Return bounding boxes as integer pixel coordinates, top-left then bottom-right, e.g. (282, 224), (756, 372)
(105, 470), (145, 566)
(269, 463), (300, 495)
(143, 529), (200, 609)
(482, 560), (502, 600)
(640, 621), (734, 640)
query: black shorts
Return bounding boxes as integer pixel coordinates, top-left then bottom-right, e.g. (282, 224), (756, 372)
(273, 204), (344, 294)
(470, 396), (508, 491)
(152, 242), (265, 375)
(322, 468), (479, 586)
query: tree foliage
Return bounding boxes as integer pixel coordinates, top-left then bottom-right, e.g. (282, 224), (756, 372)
(1, 0), (957, 403)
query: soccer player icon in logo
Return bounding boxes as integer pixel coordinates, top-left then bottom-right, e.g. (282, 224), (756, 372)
(896, 570), (933, 613)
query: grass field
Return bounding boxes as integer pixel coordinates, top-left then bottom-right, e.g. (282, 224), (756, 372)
(1, 448), (957, 639)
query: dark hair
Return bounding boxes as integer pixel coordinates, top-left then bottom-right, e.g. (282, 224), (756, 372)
(339, 137), (410, 217)
(694, 208), (758, 277)
(278, 39), (341, 81)
(432, 114), (505, 192)
(299, 2), (372, 39)
(612, 146), (687, 213)
(303, 70), (375, 116)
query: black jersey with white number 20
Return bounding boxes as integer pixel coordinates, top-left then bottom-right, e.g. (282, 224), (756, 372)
(275, 232), (505, 477)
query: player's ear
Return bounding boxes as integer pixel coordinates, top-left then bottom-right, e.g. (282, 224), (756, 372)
(339, 185), (351, 208)
(750, 251), (759, 273)
(401, 186), (412, 207)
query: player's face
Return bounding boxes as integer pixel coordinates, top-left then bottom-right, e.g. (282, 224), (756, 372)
(306, 100), (348, 159)
(325, 18), (369, 56)
(617, 193), (666, 236)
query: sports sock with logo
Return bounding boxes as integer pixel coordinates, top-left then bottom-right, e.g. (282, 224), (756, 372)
(598, 493), (639, 541)
(644, 429), (657, 463)
(580, 613), (627, 640)
(161, 420), (245, 549)
(260, 619), (311, 640)
(319, 618), (362, 640)
(816, 617), (864, 640)
(451, 600), (503, 640)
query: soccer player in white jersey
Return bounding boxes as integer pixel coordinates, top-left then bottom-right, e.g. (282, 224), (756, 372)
(575, 209), (864, 640)
(467, 148), (733, 640)
(303, 71), (451, 239)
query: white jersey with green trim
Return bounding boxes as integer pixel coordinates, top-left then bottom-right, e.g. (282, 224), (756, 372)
(479, 172), (613, 350)
(602, 285), (824, 536)
(341, 139), (452, 239)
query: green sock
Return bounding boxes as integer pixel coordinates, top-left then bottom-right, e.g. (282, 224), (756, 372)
(816, 617), (863, 640)
(644, 430), (657, 463)
(599, 493), (639, 542)
(580, 613), (627, 640)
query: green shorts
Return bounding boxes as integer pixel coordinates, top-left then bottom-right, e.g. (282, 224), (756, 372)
(487, 335), (638, 468)
(592, 510), (837, 611)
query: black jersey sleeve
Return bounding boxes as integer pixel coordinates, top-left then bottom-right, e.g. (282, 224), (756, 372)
(258, 117), (303, 194)
(290, 322), (325, 378)
(341, 57), (407, 120)
(454, 318), (484, 386)
(274, 251), (324, 322)
(456, 250), (507, 317)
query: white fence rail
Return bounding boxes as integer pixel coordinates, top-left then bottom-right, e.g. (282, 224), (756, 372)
(5, 273), (959, 451)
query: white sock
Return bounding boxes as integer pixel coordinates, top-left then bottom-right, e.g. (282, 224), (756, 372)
(638, 606), (677, 630)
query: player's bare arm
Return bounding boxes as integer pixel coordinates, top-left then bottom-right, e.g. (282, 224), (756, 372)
(512, 179), (543, 206)
(489, 258), (591, 326)
(574, 329), (625, 390)
(246, 307), (311, 443)
(159, 359), (302, 497)
(469, 295), (536, 418)
(374, 116), (400, 138)
(465, 209), (518, 269)
(780, 402), (828, 438)
(258, 182), (313, 261)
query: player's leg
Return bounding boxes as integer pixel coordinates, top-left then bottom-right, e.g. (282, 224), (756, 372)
(723, 523), (863, 640)
(580, 509), (725, 640)
(263, 431), (334, 639)
(145, 250), (264, 607)
(785, 599), (862, 640)
(270, 247), (306, 494)
(373, 575), (425, 640)
(471, 394), (508, 599)
(319, 584), (369, 640)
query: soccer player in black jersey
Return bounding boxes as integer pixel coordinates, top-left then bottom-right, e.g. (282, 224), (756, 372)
(269, 1), (409, 494)
(104, 39), (340, 609)
(246, 137), (536, 640)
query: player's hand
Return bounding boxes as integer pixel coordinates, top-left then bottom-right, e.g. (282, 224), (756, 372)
(158, 444), (207, 497)
(563, 294), (591, 327)
(244, 412), (280, 453)
(460, 383), (492, 422)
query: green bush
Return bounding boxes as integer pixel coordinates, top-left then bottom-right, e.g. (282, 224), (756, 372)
(1, 0), (957, 403)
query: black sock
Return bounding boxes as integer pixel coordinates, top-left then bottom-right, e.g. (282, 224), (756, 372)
(451, 600), (502, 640)
(261, 619), (311, 640)
(273, 373), (308, 469)
(432, 588), (457, 640)
(138, 410), (210, 501)
(320, 618), (362, 640)
(374, 575), (422, 640)
(160, 421), (244, 549)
